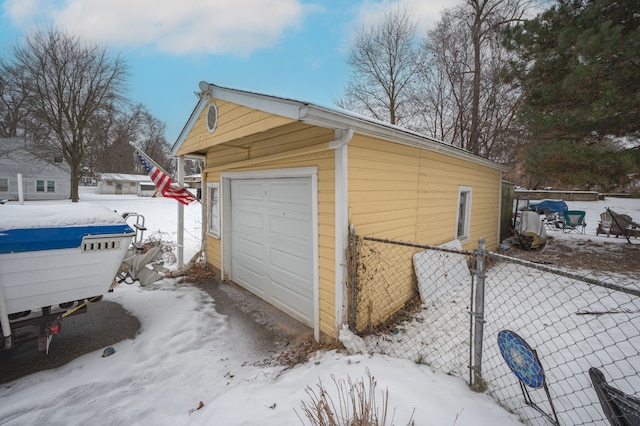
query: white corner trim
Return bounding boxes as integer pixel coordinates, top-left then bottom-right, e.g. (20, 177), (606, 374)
(331, 128), (353, 332)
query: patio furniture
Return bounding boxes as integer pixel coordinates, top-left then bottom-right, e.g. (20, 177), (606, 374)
(562, 210), (587, 234)
(498, 330), (560, 426)
(597, 211), (614, 236)
(542, 207), (562, 231)
(589, 367), (640, 426)
(597, 209), (640, 241)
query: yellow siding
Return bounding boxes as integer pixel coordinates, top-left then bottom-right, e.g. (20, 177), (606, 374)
(348, 136), (501, 329)
(175, 100), (296, 156)
(417, 152), (501, 249)
(348, 135), (500, 247)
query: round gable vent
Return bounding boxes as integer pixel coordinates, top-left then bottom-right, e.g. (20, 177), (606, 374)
(206, 102), (218, 133)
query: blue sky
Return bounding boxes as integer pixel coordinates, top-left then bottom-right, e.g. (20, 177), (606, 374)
(0, 0), (455, 144)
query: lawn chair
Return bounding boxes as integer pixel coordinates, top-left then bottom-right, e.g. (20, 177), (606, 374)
(608, 209), (640, 238)
(597, 211), (613, 236)
(542, 207), (562, 231)
(562, 210), (587, 234)
(589, 367), (640, 426)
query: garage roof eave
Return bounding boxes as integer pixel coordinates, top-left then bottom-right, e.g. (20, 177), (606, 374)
(172, 82), (509, 172)
(300, 104), (509, 172)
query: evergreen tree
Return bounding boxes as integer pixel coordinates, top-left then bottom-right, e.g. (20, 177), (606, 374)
(507, 0), (640, 141)
(505, 0), (640, 188)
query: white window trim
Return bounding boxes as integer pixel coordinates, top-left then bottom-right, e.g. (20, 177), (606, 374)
(207, 182), (220, 239)
(36, 179), (56, 193)
(456, 186), (473, 242)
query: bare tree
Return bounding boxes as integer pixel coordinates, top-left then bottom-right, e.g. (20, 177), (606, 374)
(9, 26), (129, 201)
(417, 0), (531, 161)
(465, 0), (532, 156)
(0, 61), (32, 139)
(88, 103), (172, 175)
(337, 6), (422, 127)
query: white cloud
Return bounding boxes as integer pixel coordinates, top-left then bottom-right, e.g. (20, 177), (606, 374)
(4, 0), (315, 55)
(2, 0), (42, 26)
(352, 0), (461, 35)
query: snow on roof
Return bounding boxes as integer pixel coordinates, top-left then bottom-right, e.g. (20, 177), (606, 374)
(99, 173), (152, 183)
(0, 203), (127, 230)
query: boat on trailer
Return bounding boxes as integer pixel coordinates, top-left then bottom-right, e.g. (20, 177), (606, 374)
(0, 203), (151, 352)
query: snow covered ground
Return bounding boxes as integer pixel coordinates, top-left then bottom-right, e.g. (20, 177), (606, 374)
(0, 188), (638, 425)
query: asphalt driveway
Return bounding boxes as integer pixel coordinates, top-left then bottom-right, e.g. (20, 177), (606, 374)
(0, 278), (312, 385)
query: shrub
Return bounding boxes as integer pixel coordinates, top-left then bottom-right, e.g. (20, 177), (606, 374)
(297, 368), (415, 425)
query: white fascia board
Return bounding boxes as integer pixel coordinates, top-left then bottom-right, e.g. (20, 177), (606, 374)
(209, 85), (305, 120)
(171, 95), (209, 156)
(172, 84), (307, 156)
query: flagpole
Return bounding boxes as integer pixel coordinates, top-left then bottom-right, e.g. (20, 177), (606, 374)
(177, 155), (185, 268)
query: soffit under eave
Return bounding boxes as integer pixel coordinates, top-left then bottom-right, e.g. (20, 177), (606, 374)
(173, 98), (299, 157)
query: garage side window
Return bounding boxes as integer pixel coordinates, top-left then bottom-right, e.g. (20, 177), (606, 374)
(207, 182), (220, 238)
(456, 186), (472, 241)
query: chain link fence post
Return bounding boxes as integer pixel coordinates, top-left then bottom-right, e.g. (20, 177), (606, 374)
(470, 237), (486, 391)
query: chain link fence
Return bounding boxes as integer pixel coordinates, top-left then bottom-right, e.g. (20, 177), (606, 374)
(348, 226), (640, 425)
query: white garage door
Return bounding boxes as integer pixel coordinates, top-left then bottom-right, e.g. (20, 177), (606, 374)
(230, 177), (314, 325)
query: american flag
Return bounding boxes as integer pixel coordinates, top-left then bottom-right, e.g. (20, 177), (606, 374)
(135, 149), (196, 205)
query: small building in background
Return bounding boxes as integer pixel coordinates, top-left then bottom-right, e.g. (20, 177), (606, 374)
(184, 174), (201, 188)
(0, 138), (71, 201)
(97, 173), (154, 196)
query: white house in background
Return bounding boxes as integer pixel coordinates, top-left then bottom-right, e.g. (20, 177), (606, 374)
(97, 173), (154, 196)
(0, 138), (71, 201)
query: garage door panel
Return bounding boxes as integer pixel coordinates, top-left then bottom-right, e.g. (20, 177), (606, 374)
(269, 214), (312, 245)
(233, 180), (264, 202)
(230, 176), (314, 326)
(235, 209), (263, 231)
(233, 264), (266, 297)
(233, 235), (264, 262)
(268, 246), (312, 281)
(269, 179), (311, 207)
(271, 284), (312, 321)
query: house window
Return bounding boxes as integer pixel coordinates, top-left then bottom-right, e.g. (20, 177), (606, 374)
(36, 180), (56, 192)
(0, 178), (8, 192)
(456, 186), (472, 241)
(207, 182), (220, 238)
(206, 102), (218, 133)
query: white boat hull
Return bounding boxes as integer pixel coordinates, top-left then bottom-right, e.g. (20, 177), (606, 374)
(0, 233), (134, 315)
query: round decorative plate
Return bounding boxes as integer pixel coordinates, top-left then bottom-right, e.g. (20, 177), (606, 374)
(497, 330), (544, 389)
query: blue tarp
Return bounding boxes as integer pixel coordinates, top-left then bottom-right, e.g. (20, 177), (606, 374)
(529, 199), (569, 214)
(0, 224), (134, 254)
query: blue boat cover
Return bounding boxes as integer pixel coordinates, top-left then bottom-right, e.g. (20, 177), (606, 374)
(529, 199), (568, 214)
(0, 224), (134, 254)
